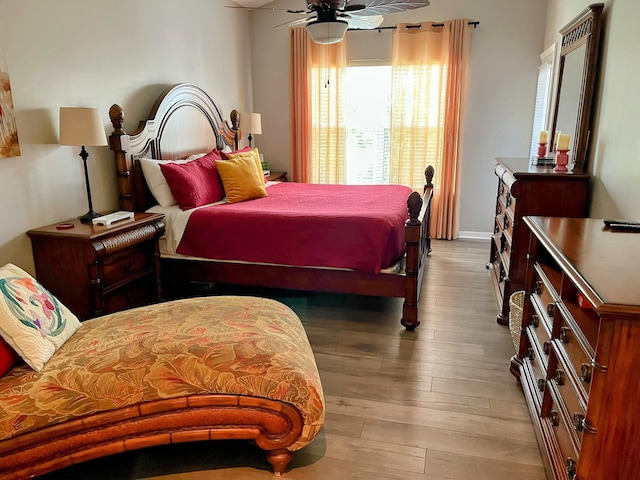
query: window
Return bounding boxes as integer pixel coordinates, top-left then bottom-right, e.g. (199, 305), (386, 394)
(345, 66), (392, 184)
(529, 44), (556, 157)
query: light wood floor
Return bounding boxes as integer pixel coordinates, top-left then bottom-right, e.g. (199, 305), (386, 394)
(41, 239), (546, 480)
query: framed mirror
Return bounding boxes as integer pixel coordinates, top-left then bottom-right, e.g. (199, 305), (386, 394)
(550, 3), (603, 172)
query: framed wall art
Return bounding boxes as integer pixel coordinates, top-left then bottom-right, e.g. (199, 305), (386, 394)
(0, 49), (20, 159)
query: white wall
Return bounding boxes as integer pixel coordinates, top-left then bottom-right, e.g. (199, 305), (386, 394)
(545, 0), (640, 220)
(249, 0), (548, 236)
(0, 0), (253, 273)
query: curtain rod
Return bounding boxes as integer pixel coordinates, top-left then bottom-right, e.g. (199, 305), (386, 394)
(349, 21), (479, 32)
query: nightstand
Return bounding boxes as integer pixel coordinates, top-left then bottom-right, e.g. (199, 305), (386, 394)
(265, 171), (288, 182)
(27, 212), (165, 320)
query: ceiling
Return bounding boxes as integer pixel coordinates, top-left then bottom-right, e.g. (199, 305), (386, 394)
(232, 0), (273, 7)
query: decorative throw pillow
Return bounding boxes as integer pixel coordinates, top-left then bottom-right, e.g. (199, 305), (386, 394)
(220, 146), (251, 159)
(224, 147), (265, 183)
(0, 335), (19, 376)
(160, 150), (225, 210)
(0, 264), (82, 371)
(216, 156), (268, 204)
(139, 149), (219, 207)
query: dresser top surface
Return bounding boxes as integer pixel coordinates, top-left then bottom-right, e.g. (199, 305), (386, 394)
(496, 157), (590, 178)
(525, 216), (640, 312)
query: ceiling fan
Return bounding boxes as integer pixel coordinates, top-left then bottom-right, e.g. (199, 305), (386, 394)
(228, 1), (431, 44)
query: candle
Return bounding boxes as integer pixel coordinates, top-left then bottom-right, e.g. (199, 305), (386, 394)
(538, 130), (548, 144)
(553, 131), (561, 150)
(557, 133), (570, 151)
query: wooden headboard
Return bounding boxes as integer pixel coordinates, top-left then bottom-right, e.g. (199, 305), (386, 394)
(108, 83), (240, 212)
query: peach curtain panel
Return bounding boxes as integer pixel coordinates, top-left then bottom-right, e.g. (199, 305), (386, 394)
(391, 20), (472, 239)
(290, 27), (347, 183)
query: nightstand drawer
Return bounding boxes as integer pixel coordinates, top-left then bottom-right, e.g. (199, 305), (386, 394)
(102, 245), (155, 288)
(103, 274), (158, 314)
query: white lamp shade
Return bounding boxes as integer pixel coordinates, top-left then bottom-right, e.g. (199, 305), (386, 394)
(240, 112), (262, 135)
(59, 107), (108, 146)
(306, 20), (348, 45)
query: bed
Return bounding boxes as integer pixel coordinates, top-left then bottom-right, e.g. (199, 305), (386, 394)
(108, 83), (434, 329)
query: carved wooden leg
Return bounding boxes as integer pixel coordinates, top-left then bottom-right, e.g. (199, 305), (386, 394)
(266, 448), (293, 476)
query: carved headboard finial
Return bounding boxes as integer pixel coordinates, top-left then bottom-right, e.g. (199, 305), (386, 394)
(109, 104), (125, 134)
(230, 109), (240, 130)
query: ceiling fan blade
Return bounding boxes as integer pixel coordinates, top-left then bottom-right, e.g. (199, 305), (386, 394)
(272, 16), (315, 29)
(340, 13), (384, 29)
(225, 5), (308, 14)
(347, 0), (430, 16)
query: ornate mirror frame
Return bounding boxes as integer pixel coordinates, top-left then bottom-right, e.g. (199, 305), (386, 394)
(549, 3), (604, 172)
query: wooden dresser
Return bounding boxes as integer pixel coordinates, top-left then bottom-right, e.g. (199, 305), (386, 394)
(488, 157), (589, 325)
(27, 212), (165, 320)
(512, 216), (640, 480)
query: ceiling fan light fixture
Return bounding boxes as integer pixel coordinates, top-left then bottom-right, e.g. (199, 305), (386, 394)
(306, 20), (348, 44)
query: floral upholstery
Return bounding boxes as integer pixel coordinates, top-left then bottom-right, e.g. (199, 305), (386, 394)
(0, 296), (324, 451)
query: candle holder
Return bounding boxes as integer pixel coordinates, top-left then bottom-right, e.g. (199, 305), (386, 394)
(538, 143), (547, 158)
(554, 149), (570, 172)
(537, 142), (547, 158)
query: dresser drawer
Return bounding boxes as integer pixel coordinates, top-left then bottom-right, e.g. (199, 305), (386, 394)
(545, 383), (580, 480)
(555, 313), (593, 400)
(549, 346), (587, 450)
(101, 245), (155, 288)
(524, 328), (548, 408)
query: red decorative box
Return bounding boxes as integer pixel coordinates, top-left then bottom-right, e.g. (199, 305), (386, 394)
(577, 292), (591, 309)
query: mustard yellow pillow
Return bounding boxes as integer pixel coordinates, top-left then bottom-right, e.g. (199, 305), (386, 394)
(226, 148), (265, 183)
(217, 156), (268, 203)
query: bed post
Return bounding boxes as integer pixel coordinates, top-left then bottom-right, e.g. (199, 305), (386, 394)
(108, 104), (134, 212)
(401, 165), (435, 330)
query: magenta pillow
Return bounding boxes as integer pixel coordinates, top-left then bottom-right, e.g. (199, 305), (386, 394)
(220, 146), (252, 160)
(0, 335), (19, 376)
(160, 150), (225, 210)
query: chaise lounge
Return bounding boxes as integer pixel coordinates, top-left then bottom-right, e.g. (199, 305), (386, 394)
(0, 264), (325, 478)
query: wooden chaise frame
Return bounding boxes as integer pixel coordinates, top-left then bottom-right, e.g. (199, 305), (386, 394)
(0, 394), (303, 478)
(108, 83), (434, 329)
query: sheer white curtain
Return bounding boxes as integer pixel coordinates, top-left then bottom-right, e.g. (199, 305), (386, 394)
(290, 28), (347, 183)
(390, 20), (473, 239)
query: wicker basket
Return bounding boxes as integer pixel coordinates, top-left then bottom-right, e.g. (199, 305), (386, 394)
(508, 290), (525, 353)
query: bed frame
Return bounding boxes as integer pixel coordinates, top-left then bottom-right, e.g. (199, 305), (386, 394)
(108, 83), (434, 329)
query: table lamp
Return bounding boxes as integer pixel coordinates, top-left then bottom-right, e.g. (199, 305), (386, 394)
(240, 112), (262, 148)
(59, 107), (108, 223)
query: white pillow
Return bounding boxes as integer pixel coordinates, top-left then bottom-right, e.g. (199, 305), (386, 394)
(221, 145), (233, 154)
(139, 158), (185, 207)
(0, 263), (82, 371)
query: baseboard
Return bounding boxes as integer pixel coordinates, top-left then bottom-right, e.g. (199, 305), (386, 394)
(458, 231), (492, 240)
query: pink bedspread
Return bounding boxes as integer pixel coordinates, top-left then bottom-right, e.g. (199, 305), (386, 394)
(176, 182), (413, 273)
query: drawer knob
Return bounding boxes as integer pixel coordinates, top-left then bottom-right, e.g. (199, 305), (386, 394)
(565, 457), (577, 478)
(527, 348), (535, 361)
(580, 363), (592, 383)
(555, 369), (565, 386)
(560, 327), (570, 343)
(124, 262), (133, 273)
(534, 281), (543, 295)
(572, 412), (585, 432)
(543, 341), (551, 356)
(530, 314), (539, 328)
(126, 291), (135, 303)
(537, 378), (546, 392)
(550, 410), (560, 426)
(546, 303), (555, 317)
